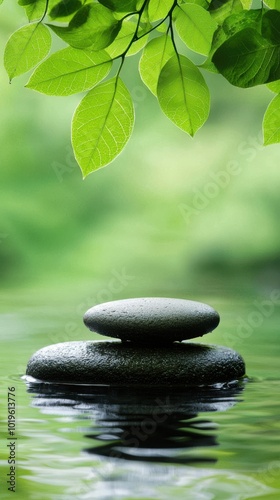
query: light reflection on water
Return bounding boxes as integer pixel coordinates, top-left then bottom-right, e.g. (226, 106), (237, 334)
(1, 292), (280, 499)
(25, 380), (246, 465)
(1, 371), (279, 499)
(17, 378), (279, 499)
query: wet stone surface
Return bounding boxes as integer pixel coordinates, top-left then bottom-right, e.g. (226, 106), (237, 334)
(83, 297), (220, 343)
(26, 340), (246, 386)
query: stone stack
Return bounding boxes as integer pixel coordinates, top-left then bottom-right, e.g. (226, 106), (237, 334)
(26, 297), (246, 386)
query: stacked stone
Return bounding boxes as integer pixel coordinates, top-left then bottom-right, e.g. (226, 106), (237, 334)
(26, 298), (245, 386)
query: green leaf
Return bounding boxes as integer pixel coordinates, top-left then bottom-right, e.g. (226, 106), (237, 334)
(19, 0), (71, 19)
(72, 77), (134, 176)
(155, 22), (169, 33)
(200, 26), (226, 73)
(174, 4), (217, 56)
(263, 94), (280, 145)
(157, 54), (210, 136)
(212, 28), (265, 87)
(222, 9), (262, 36)
(263, 0), (280, 9)
(98, 0), (138, 11)
(18, 0), (36, 4)
(185, 0), (210, 7)
(202, 9), (262, 72)
(20, 0), (46, 21)
(26, 47), (112, 96)
(49, 0), (82, 19)
(262, 9), (280, 42)
(208, 0), (243, 26)
(267, 80), (280, 93)
(4, 23), (51, 81)
(148, 0), (174, 22)
(49, 3), (121, 49)
(126, 31), (149, 55)
(105, 20), (147, 58)
(139, 34), (174, 95)
(240, 0), (252, 7)
(212, 11), (280, 88)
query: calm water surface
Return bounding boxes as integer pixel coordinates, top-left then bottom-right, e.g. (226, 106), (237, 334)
(0, 288), (280, 499)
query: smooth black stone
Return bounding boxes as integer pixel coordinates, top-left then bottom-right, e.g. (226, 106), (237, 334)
(83, 298), (220, 343)
(25, 340), (245, 386)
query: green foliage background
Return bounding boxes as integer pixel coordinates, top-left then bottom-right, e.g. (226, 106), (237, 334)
(1, 8), (280, 498)
(3, 0), (280, 176)
(1, 2), (280, 297)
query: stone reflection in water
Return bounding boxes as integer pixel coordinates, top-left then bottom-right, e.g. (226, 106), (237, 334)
(25, 379), (245, 466)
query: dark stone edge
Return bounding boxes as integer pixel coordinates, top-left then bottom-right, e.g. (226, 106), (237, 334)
(25, 340), (246, 387)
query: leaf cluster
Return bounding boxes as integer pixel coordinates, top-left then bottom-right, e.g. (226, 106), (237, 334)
(3, 0), (280, 176)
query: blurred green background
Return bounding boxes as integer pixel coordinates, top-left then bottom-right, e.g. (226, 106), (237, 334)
(1, 6), (280, 499)
(1, 2), (280, 299)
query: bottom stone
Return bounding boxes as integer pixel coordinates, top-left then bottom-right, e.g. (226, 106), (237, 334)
(26, 340), (246, 386)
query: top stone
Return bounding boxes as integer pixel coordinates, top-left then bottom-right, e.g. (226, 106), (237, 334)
(83, 297), (220, 343)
